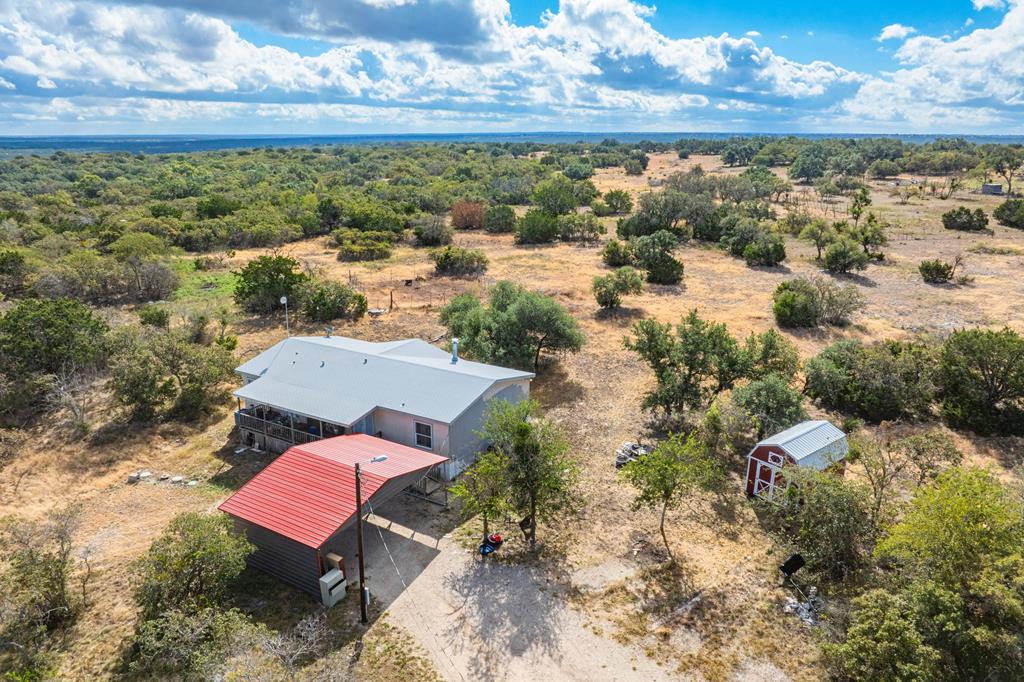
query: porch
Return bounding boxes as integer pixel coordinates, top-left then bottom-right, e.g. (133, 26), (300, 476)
(235, 404), (349, 449)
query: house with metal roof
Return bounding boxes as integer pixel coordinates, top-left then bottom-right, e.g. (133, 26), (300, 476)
(233, 334), (534, 480)
(219, 434), (448, 604)
(744, 420), (848, 501)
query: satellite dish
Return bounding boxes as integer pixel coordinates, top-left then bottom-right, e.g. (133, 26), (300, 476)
(280, 296), (288, 305)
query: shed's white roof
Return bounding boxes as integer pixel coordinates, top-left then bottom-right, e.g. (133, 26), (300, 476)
(757, 420), (848, 470)
(234, 336), (533, 426)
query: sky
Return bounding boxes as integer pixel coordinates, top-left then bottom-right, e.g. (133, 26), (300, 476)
(0, 0), (1021, 135)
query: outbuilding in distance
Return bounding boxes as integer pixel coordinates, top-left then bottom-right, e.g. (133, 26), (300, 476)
(744, 420), (848, 502)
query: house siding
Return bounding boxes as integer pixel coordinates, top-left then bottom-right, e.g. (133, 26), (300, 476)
(445, 380), (530, 478)
(235, 520), (322, 598)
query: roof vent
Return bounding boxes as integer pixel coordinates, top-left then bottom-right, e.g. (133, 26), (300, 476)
(451, 337), (460, 364)
(325, 326), (334, 338)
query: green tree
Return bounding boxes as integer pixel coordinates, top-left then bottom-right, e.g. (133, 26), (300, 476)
(515, 209), (559, 244)
(625, 310), (747, 416)
(133, 513), (254, 621)
(232, 255), (308, 313)
(620, 432), (724, 560)
(603, 189), (633, 214)
(798, 219), (838, 260)
(987, 147), (1024, 196)
(732, 374), (807, 439)
(849, 187), (872, 225)
(824, 237), (870, 273)
(993, 198), (1024, 229)
(592, 266), (644, 309)
(480, 400), (579, 550)
(531, 174), (576, 216)
(634, 230), (684, 284)
(0, 298), (108, 377)
(938, 327), (1024, 435)
(440, 281), (584, 372)
(449, 449), (509, 537)
(824, 589), (943, 682)
(941, 206), (989, 232)
(483, 204), (516, 233)
(789, 147), (827, 183)
(110, 232), (170, 293)
(295, 279), (367, 322)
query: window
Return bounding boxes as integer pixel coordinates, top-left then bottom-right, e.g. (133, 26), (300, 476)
(414, 422), (433, 449)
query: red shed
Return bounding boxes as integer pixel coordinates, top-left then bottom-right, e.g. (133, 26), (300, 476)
(219, 434), (447, 604)
(745, 420), (847, 501)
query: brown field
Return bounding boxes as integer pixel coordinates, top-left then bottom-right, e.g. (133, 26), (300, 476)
(3, 152), (1023, 680)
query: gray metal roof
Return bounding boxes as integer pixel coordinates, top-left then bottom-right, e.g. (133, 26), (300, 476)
(757, 420), (848, 470)
(234, 336), (533, 426)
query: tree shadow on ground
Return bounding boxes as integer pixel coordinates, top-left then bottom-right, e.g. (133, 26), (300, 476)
(531, 363), (585, 410)
(207, 431), (275, 491)
(825, 271), (877, 288)
(440, 556), (567, 680)
(594, 306), (645, 323)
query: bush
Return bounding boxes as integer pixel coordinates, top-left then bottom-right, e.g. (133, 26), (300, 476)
(742, 231), (786, 266)
(532, 174), (576, 216)
(411, 215), (453, 246)
(138, 305), (171, 328)
(332, 228), (395, 261)
(593, 266), (644, 309)
(196, 194), (242, 220)
(0, 248), (29, 295)
(483, 204), (516, 233)
(557, 212), (604, 242)
(128, 607), (258, 680)
(0, 298), (109, 377)
(601, 239), (635, 267)
(623, 159), (644, 175)
(562, 162), (594, 180)
(232, 255), (307, 313)
(634, 230), (683, 284)
(732, 374), (807, 439)
(603, 189), (633, 214)
(993, 198), (1024, 229)
(918, 259), (954, 283)
(515, 209), (559, 244)
(450, 201), (486, 230)
(941, 206), (989, 232)
(133, 513), (254, 621)
(296, 279), (367, 322)
(938, 327), (1024, 435)
(772, 276), (863, 328)
(590, 200), (613, 217)
(772, 279), (821, 328)
(804, 339), (938, 422)
(824, 238), (870, 273)
(430, 245), (488, 277)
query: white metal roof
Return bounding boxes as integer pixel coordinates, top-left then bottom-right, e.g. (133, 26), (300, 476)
(756, 420), (848, 470)
(234, 336), (533, 426)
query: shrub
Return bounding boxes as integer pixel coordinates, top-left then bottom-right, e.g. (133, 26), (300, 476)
(483, 204), (516, 233)
(938, 327), (1024, 435)
(562, 161), (594, 180)
(557, 212), (604, 242)
(772, 279), (821, 328)
(233, 255), (307, 313)
(941, 206), (989, 232)
(824, 238), (870, 273)
(532, 174), (576, 216)
(918, 259), (954, 283)
(772, 276), (863, 328)
(733, 374), (807, 439)
(515, 209), (559, 244)
(0, 248), (29, 295)
(741, 231), (786, 266)
(602, 239), (635, 267)
(430, 245), (489, 277)
(296, 279), (367, 322)
(149, 202), (183, 219)
(0, 298), (109, 377)
(332, 228), (395, 261)
(138, 305), (171, 328)
(450, 200), (486, 230)
(804, 339), (938, 422)
(623, 159), (644, 175)
(993, 198), (1024, 229)
(133, 513), (254, 621)
(593, 266), (644, 309)
(196, 194), (242, 220)
(128, 607), (258, 680)
(603, 189), (633, 215)
(590, 200), (613, 217)
(634, 230), (683, 284)
(798, 219), (838, 259)
(411, 215), (453, 246)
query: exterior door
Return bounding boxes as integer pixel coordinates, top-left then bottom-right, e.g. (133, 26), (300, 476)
(754, 462), (778, 500)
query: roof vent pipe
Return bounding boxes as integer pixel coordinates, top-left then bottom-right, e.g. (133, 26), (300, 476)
(325, 325), (333, 338)
(451, 338), (460, 364)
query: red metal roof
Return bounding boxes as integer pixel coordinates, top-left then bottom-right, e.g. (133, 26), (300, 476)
(218, 434), (448, 549)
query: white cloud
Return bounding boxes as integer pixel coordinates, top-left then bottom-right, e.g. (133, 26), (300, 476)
(0, 77), (14, 89)
(745, 30), (760, 37)
(876, 23), (917, 41)
(972, 0), (1006, 9)
(36, 76), (56, 88)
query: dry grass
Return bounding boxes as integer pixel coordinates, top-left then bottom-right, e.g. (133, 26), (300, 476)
(3, 152), (1023, 679)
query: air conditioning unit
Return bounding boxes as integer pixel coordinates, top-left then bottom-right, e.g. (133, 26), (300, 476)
(319, 568), (347, 607)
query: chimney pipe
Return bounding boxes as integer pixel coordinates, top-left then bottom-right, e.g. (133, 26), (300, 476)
(451, 337), (460, 364)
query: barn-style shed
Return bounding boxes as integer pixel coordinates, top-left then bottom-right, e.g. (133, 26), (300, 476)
(219, 434), (447, 604)
(744, 420), (848, 501)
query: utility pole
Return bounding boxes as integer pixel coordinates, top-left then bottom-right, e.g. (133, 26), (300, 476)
(355, 461), (367, 623)
(280, 295), (290, 336)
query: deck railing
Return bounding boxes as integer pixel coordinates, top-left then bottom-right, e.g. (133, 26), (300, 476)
(235, 411), (324, 446)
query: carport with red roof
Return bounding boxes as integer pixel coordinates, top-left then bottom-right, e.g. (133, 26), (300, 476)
(219, 434), (447, 602)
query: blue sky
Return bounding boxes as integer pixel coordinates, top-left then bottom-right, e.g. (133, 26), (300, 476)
(0, 0), (1021, 135)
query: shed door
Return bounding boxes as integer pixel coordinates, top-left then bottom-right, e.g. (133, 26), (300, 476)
(754, 462), (778, 500)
